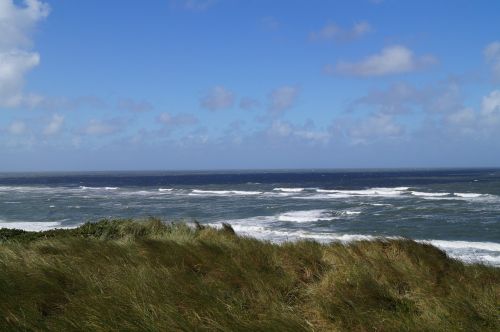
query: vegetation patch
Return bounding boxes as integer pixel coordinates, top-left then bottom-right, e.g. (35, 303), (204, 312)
(0, 219), (498, 331)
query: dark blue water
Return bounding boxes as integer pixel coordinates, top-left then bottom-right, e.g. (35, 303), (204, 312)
(1, 169), (499, 265)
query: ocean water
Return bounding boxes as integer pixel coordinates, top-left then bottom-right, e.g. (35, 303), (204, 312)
(0, 169), (499, 266)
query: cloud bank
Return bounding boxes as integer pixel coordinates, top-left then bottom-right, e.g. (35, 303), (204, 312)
(0, 0), (49, 108)
(329, 45), (436, 76)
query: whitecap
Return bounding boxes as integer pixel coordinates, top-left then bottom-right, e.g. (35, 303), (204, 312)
(420, 240), (500, 266)
(208, 219), (382, 243)
(344, 210), (361, 215)
(277, 210), (334, 223)
(424, 240), (500, 252)
(79, 186), (118, 191)
(316, 187), (409, 197)
(208, 216), (500, 267)
(453, 193), (483, 198)
(158, 188), (173, 192)
(189, 189), (262, 196)
(273, 187), (305, 193)
(294, 193), (352, 200)
(0, 220), (73, 232)
(411, 191), (450, 197)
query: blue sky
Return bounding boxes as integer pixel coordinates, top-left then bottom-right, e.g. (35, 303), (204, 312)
(1, 0), (500, 171)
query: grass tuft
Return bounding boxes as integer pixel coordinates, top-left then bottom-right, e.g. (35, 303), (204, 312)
(0, 218), (498, 331)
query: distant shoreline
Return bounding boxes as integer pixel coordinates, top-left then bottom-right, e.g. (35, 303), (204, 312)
(1, 166), (500, 176)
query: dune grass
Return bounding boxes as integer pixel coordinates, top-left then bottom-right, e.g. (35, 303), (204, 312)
(0, 218), (498, 331)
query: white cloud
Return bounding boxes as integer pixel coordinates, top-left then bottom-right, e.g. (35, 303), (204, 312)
(352, 82), (420, 114)
(28, 95), (108, 111)
(43, 113), (64, 135)
(348, 113), (403, 144)
(171, 0), (216, 11)
(117, 98), (153, 113)
(83, 119), (121, 136)
(0, 0), (49, 108)
(480, 90), (500, 126)
(481, 90), (500, 115)
(0, 50), (40, 107)
(353, 80), (463, 115)
(158, 112), (198, 127)
(200, 85), (234, 111)
(332, 45), (436, 76)
(310, 21), (371, 42)
(269, 121), (292, 137)
(484, 41), (500, 80)
(446, 107), (476, 126)
(239, 97), (260, 110)
(267, 120), (330, 144)
(268, 86), (299, 115)
(0, 0), (50, 49)
(7, 120), (27, 135)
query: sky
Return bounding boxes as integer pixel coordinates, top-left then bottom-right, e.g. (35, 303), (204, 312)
(1, 0), (500, 171)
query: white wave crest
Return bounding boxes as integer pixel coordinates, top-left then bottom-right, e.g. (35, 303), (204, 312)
(316, 187), (409, 197)
(209, 215), (500, 266)
(425, 240), (500, 252)
(0, 220), (73, 232)
(277, 210), (334, 223)
(453, 193), (483, 198)
(273, 187), (305, 193)
(420, 240), (500, 266)
(295, 193), (353, 200)
(189, 189), (262, 196)
(79, 186), (118, 190)
(411, 191), (450, 197)
(344, 210), (361, 215)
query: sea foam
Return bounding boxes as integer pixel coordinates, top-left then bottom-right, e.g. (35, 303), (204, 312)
(273, 187), (306, 193)
(0, 220), (73, 232)
(411, 191), (450, 197)
(189, 189), (262, 196)
(277, 210), (333, 223)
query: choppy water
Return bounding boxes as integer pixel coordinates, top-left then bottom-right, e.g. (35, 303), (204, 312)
(0, 169), (499, 266)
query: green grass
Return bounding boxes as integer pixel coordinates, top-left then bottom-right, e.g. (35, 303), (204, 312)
(0, 218), (498, 331)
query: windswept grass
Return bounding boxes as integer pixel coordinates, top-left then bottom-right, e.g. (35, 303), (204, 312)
(0, 218), (498, 331)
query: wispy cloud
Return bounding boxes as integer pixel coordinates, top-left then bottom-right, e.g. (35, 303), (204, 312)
(309, 21), (372, 42)
(484, 41), (500, 81)
(117, 98), (153, 113)
(351, 80), (463, 115)
(481, 89), (500, 125)
(267, 120), (330, 144)
(200, 85), (235, 111)
(43, 114), (64, 136)
(82, 119), (124, 136)
(7, 120), (27, 135)
(239, 97), (260, 111)
(267, 86), (300, 116)
(171, 0), (217, 11)
(158, 112), (199, 127)
(260, 16), (280, 30)
(347, 113), (404, 145)
(328, 45), (436, 76)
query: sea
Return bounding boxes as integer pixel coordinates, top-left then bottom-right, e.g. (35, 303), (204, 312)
(1, 169), (499, 266)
